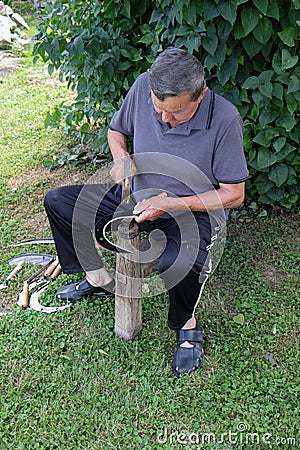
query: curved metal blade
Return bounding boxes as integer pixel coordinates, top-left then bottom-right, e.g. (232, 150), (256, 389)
(9, 253), (55, 266)
(29, 282), (72, 314)
(95, 214), (137, 253)
(11, 238), (55, 247)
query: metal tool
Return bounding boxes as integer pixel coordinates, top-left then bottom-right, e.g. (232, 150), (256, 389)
(95, 192), (168, 253)
(10, 238), (55, 247)
(95, 214), (137, 253)
(122, 177), (131, 204)
(95, 167), (135, 252)
(17, 257), (58, 307)
(26, 263), (71, 313)
(29, 279), (72, 313)
(9, 253), (55, 266)
(0, 260), (25, 289)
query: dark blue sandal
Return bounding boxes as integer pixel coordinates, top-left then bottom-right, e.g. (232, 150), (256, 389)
(172, 325), (204, 377)
(55, 279), (115, 303)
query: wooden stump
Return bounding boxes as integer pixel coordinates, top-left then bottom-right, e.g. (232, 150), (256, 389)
(114, 219), (142, 340)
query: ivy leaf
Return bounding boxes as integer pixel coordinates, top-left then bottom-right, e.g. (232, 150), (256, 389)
(273, 137), (286, 153)
(73, 36), (84, 57)
(266, 0), (280, 19)
(233, 17), (247, 39)
(276, 110), (296, 132)
(253, 18), (273, 44)
(242, 35), (263, 58)
(83, 57), (95, 79)
(218, 57), (238, 84)
(287, 75), (300, 93)
(266, 186), (285, 202)
(259, 107), (278, 128)
(202, 33), (218, 55)
(203, 0), (219, 21)
(242, 76), (259, 89)
(254, 128), (279, 146)
(241, 7), (260, 34)
(282, 49), (298, 70)
(269, 164), (289, 187)
(275, 144), (296, 162)
(253, 0), (269, 14)
(256, 148), (277, 170)
(76, 77), (88, 100)
(278, 27), (296, 47)
(86, 37), (101, 58)
(258, 81), (273, 99)
(292, 0), (300, 9)
(104, 61), (114, 80)
(272, 83), (283, 99)
(44, 38), (60, 64)
(252, 91), (264, 107)
(218, 0), (237, 25)
(122, 0), (131, 19)
(259, 70), (273, 83)
(256, 173), (275, 194)
(218, 20), (234, 44)
(233, 313), (245, 325)
(272, 50), (283, 74)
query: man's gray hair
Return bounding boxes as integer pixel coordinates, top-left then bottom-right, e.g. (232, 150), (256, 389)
(149, 48), (205, 101)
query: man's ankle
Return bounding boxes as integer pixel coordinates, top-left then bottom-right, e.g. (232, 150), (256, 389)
(182, 317), (196, 330)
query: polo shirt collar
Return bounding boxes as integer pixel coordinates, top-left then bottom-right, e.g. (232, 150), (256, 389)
(147, 89), (213, 135)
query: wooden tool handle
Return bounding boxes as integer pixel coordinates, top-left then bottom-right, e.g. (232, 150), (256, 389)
(51, 264), (62, 279)
(19, 281), (29, 308)
(7, 261), (25, 280)
(44, 257), (59, 277)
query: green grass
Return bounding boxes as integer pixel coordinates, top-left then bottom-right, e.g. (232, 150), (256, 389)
(0, 27), (299, 450)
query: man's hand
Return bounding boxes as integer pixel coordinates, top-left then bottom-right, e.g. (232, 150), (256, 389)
(133, 192), (174, 222)
(110, 156), (136, 184)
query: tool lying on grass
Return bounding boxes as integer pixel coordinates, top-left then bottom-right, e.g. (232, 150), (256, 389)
(17, 256), (58, 308)
(0, 260), (25, 289)
(17, 256), (72, 313)
(0, 253), (55, 290)
(9, 253), (55, 267)
(29, 275), (72, 313)
(11, 238), (55, 247)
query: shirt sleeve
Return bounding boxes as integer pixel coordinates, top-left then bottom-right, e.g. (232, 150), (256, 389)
(212, 114), (249, 184)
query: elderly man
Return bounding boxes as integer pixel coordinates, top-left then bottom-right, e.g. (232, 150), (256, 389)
(44, 48), (248, 377)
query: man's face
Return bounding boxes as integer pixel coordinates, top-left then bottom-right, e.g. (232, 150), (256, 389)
(151, 89), (207, 128)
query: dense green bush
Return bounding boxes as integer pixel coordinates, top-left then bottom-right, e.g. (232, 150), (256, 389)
(33, 0), (300, 208)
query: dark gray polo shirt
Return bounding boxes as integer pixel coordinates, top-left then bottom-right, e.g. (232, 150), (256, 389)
(110, 72), (248, 201)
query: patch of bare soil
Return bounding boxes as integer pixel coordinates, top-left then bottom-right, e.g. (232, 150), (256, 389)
(6, 165), (88, 190)
(7, 165), (92, 237)
(260, 263), (295, 286)
(0, 51), (20, 77)
(27, 76), (67, 88)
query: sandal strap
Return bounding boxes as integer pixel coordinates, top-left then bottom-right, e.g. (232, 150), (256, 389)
(176, 326), (203, 344)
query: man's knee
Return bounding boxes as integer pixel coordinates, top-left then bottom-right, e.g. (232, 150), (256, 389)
(44, 187), (62, 210)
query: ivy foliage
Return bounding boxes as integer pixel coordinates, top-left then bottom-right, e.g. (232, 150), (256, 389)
(33, 0), (300, 208)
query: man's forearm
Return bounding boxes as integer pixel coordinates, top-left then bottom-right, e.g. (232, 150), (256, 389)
(134, 183), (245, 222)
(181, 183), (245, 211)
(107, 128), (129, 160)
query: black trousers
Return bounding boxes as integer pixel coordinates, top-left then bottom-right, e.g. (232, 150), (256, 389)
(44, 183), (213, 330)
